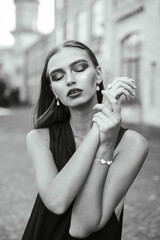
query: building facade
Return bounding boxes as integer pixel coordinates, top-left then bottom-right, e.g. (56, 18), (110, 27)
(25, 31), (55, 103)
(52, 0), (160, 126)
(2, 0), (159, 126)
(0, 0), (42, 103)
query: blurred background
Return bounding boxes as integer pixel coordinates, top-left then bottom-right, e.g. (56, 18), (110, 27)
(0, 0), (160, 239)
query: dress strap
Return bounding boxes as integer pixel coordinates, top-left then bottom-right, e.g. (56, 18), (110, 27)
(48, 121), (76, 171)
(115, 126), (127, 148)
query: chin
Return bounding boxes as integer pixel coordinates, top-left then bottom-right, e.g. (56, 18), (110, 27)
(68, 96), (96, 109)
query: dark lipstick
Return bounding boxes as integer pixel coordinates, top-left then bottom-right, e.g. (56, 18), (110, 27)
(67, 88), (82, 97)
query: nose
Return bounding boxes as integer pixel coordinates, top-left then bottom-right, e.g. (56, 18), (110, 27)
(66, 71), (76, 86)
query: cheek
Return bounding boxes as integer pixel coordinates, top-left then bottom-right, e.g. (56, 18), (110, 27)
(84, 71), (97, 88)
(50, 82), (64, 96)
(78, 69), (96, 85)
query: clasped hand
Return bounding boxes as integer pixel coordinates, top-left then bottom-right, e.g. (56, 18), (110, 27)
(92, 77), (136, 148)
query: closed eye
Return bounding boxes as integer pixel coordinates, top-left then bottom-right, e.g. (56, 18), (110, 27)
(50, 72), (65, 81)
(72, 63), (89, 72)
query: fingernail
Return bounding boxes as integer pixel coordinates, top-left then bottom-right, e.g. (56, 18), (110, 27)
(132, 91), (136, 96)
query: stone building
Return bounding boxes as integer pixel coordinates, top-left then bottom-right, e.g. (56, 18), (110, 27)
(53, 0), (160, 126)
(25, 32), (55, 103)
(0, 0), (43, 103)
(0, 47), (15, 99)
(8, 0), (160, 126)
(12, 0), (56, 104)
(11, 0), (42, 102)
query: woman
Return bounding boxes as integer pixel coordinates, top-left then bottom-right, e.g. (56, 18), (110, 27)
(22, 40), (149, 240)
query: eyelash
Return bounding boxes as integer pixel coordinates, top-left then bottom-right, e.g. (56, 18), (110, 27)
(73, 64), (88, 72)
(51, 63), (88, 81)
(51, 73), (65, 81)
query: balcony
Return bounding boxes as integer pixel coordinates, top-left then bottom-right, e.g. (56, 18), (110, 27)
(114, 0), (144, 22)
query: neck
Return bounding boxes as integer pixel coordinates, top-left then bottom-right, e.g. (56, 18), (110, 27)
(69, 98), (97, 138)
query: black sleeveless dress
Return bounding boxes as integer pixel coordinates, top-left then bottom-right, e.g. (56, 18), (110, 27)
(21, 121), (127, 240)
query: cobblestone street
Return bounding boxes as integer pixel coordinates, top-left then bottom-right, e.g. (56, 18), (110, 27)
(0, 107), (160, 240)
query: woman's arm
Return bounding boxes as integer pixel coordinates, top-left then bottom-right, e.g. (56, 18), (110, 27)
(69, 144), (112, 238)
(96, 130), (149, 230)
(69, 92), (149, 238)
(26, 123), (99, 215)
(70, 130), (148, 238)
(69, 91), (121, 237)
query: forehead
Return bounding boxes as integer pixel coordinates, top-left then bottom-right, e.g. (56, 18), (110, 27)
(47, 47), (93, 73)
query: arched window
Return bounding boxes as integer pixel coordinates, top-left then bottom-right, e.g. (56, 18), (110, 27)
(92, 0), (104, 39)
(56, 0), (64, 10)
(77, 10), (88, 43)
(121, 33), (143, 102)
(66, 20), (74, 40)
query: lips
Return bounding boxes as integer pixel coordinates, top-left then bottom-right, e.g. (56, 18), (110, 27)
(67, 88), (82, 97)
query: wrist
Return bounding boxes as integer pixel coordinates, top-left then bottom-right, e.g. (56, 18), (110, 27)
(96, 144), (114, 158)
(95, 147), (114, 166)
(95, 158), (113, 166)
(90, 122), (100, 138)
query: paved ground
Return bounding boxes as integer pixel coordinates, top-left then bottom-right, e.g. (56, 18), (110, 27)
(0, 107), (160, 240)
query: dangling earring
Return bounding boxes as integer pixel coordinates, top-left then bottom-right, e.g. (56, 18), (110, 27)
(96, 84), (100, 91)
(56, 98), (60, 106)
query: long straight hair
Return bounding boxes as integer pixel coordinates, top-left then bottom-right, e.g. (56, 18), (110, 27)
(34, 40), (104, 129)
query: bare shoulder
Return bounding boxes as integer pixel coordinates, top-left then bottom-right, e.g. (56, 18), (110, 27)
(124, 129), (149, 148)
(115, 129), (149, 157)
(26, 128), (50, 150)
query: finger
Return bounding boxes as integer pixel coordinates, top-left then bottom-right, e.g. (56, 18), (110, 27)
(113, 77), (136, 89)
(102, 90), (121, 115)
(93, 104), (105, 111)
(116, 81), (136, 95)
(93, 103), (112, 112)
(114, 87), (135, 101)
(107, 79), (136, 101)
(93, 110), (121, 131)
(93, 107), (121, 126)
(101, 95), (112, 110)
(92, 115), (110, 131)
(119, 77), (135, 83)
(93, 110), (114, 122)
(112, 79), (136, 94)
(114, 77), (135, 84)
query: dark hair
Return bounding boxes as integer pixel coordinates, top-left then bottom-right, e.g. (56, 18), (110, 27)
(34, 40), (104, 129)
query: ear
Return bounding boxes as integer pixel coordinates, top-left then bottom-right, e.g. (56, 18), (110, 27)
(96, 66), (103, 85)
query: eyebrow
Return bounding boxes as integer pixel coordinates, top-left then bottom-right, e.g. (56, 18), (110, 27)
(49, 59), (88, 76)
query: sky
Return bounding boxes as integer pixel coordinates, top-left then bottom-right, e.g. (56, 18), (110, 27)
(0, 0), (55, 47)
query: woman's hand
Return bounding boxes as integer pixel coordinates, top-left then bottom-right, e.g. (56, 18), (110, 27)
(93, 91), (121, 150)
(107, 77), (136, 101)
(92, 77), (136, 149)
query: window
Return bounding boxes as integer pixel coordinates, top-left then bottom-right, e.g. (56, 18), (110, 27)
(150, 62), (157, 106)
(66, 21), (74, 40)
(121, 33), (143, 102)
(56, 0), (64, 10)
(56, 28), (64, 44)
(0, 63), (3, 72)
(16, 66), (22, 75)
(77, 11), (88, 43)
(114, 0), (136, 8)
(92, 0), (104, 38)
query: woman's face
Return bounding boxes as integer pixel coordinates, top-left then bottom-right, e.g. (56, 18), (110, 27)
(47, 47), (102, 108)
